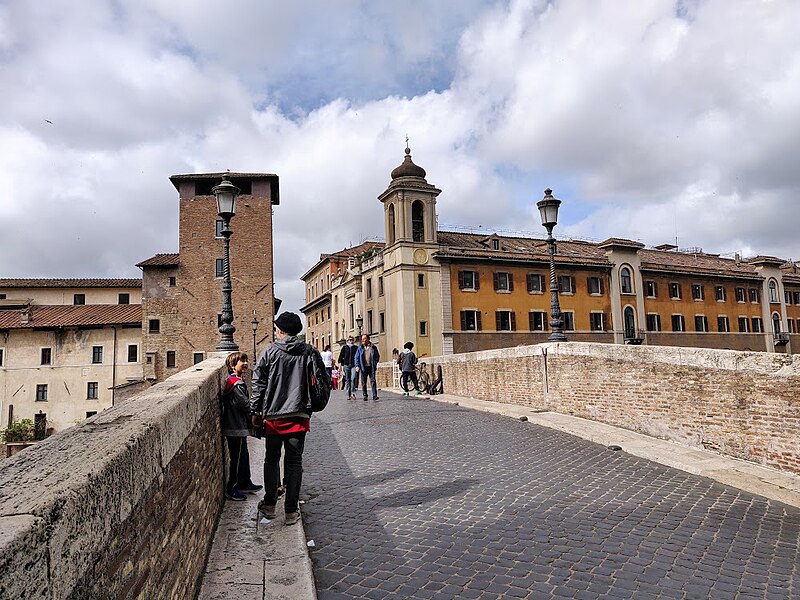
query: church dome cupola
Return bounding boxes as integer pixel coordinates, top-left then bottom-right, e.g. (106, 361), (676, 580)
(390, 144), (427, 180)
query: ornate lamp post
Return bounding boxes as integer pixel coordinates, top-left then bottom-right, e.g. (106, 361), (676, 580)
(537, 188), (568, 342)
(214, 173), (240, 351)
(356, 314), (364, 338)
(251, 310), (259, 360)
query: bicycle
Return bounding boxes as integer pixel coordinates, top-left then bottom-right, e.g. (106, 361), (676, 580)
(416, 361), (431, 394)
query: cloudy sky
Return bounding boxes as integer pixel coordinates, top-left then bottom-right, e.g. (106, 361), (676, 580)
(1, 0), (799, 315)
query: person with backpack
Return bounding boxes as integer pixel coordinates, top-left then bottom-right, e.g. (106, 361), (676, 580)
(222, 351), (263, 501)
(397, 341), (422, 396)
(250, 312), (329, 525)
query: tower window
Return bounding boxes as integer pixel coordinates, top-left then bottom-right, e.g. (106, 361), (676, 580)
(387, 204), (396, 244)
(412, 200), (425, 242)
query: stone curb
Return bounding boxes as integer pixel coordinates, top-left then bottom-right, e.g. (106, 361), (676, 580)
(391, 388), (800, 510)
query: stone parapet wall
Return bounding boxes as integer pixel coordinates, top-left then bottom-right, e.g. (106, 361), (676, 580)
(377, 342), (800, 474)
(0, 354), (228, 600)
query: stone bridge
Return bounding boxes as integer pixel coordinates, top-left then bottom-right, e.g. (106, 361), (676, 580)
(1, 343), (798, 598)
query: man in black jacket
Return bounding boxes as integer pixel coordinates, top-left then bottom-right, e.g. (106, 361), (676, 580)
(250, 312), (326, 526)
(337, 335), (357, 400)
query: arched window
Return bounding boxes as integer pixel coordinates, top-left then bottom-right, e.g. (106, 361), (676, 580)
(772, 312), (782, 333)
(387, 204), (396, 244)
(620, 267), (633, 294)
(624, 306), (636, 338)
(768, 279), (778, 303)
(412, 200), (425, 242)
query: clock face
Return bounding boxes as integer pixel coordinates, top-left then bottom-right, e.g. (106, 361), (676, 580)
(413, 248), (428, 265)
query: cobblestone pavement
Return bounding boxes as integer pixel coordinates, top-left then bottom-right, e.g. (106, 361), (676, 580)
(302, 391), (800, 599)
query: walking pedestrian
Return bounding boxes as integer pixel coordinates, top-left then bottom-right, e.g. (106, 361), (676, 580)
(355, 334), (380, 401)
(398, 342), (422, 396)
(331, 364), (340, 391)
(250, 312), (326, 525)
(222, 352), (262, 501)
(321, 344), (333, 382)
(338, 336), (358, 399)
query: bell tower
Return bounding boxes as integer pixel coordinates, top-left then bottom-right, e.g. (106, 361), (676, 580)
(378, 144), (443, 358)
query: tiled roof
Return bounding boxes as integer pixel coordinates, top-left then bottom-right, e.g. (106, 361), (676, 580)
(436, 231), (609, 266)
(136, 253), (180, 268)
(0, 305), (142, 330)
(0, 278), (142, 289)
(639, 249), (760, 278)
(327, 241), (385, 259)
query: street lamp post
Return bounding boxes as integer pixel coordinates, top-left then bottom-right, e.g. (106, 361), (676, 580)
(356, 314), (363, 338)
(251, 310), (259, 360)
(537, 188), (568, 342)
(214, 173), (240, 351)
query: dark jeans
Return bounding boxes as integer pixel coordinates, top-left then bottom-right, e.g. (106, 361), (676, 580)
(225, 436), (253, 493)
(401, 371), (420, 393)
(360, 366), (378, 399)
(263, 432), (306, 513)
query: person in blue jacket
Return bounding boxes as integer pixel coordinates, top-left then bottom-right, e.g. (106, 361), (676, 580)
(354, 334), (380, 401)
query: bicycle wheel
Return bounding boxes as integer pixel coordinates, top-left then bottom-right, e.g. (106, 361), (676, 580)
(418, 371), (431, 393)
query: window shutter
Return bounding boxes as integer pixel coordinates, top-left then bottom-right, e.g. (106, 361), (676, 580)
(474, 272), (480, 290)
(508, 273), (514, 291)
(652, 281), (657, 297)
(604, 313), (610, 331)
(476, 312), (482, 331)
(495, 312), (501, 330)
(458, 271), (464, 290)
(460, 311), (466, 330)
(510, 312), (516, 331)
(528, 273), (534, 293)
(529, 312), (535, 331)
(600, 277), (605, 294)
(493, 272), (499, 291)
(557, 277), (563, 293)
(586, 276), (592, 293)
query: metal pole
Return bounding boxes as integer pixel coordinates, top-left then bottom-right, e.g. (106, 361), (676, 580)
(547, 226), (567, 342)
(216, 216), (239, 351)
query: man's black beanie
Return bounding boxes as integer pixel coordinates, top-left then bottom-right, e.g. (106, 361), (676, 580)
(274, 312), (303, 336)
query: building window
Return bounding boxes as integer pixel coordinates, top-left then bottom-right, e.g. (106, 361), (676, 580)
(588, 276), (604, 295)
(752, 317), (763, 333)
(127, 345), (138, 363)
(417, 273), (425, 288)
(118, 293), (130, 304)
(41, 348), (52, 365)
(563, 312), (575, 331)
(795, 291), (800, 305)
(491, 239), (500, 251)
(459, 270), (479, 291)
(620, 267), (633, 294)
(367, 311), (373, 334)
(215, 258), (224, 278)
(786, 291), (793, 305)
(169, 276), (177, 287)
(87, 382), (99, 400)
(529, 311), (547, 331)
(412, 200), (425, 242)
(86, 411), (97, 418)
(92, 346), (103, 364)
(166, 351), (176, 368)
(419, 320), (428, 336)
(215, 219), (224, 237)
(379, 312), (385, 333)
(366, 278), (372, 299)
(494, 272), (513, 292)
(788, 320), (796, 334)
(74, 293), (86, 305)
(387, 204), (396, 244)
(193, 352), (204, 365)
(646, 313), (662, 332)
(589, 312), (605, 331)
(749, 288), (760, 303)
(461, 310), (482, 331)
(692, 284), (705, 300)
(558, 275), (575, 294)
(769, 280), (779, 303)
(669, 282), (682, 300)
(645, 281), (657, 298)
(718, 316), (730, 332)
(495, 311), (516, 331)
(378, 277), (384, 296)
(694, 315), (709, 332)
(349, 304), (354, 329)
(671, 314), (686, 332)
(772, 313), (781, 333)
(738, 317), (750, 332)
(0, 294), (5, 299)
(0, 348), (4, 367)
(527, 273), (545, 293)
(736, 287), (746, 302)
(36, 384), (48, 401)
(714, 286), (726, 302)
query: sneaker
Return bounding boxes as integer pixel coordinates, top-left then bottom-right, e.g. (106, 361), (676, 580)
(225, 490), (247, 501)
(285, 511), (301, 525)
(363, 396), (368, 401)
(239, 483), (263, 493)
(373, 396), (379, 401)
(416, 391), (423, 396)
(257, 501), (276, 519)
(402, 391), (409, 396)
